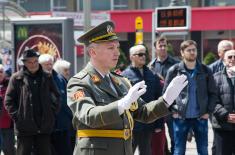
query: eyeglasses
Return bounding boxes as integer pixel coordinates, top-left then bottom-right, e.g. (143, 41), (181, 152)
(134, 53), (146, 57)
(185, 48), (197, 53)
(223, 49), (230, 53)
(228, 55), (235, 59)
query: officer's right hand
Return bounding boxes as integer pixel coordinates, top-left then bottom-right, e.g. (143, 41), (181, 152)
(118, 81), (147, 114)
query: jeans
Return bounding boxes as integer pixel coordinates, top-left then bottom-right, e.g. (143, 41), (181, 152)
(173, 118), (208, 155)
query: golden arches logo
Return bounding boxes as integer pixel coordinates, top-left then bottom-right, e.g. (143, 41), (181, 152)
(17, 27), (28, 39)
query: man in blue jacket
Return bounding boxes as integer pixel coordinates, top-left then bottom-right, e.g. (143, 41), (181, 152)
(122, 44), (165, 155)
(39, 54), (73, 155)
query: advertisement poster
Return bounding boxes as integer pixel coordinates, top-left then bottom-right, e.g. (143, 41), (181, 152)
(14, 23), (62, 70)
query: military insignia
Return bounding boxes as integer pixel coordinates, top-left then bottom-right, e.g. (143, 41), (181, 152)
(130, 102), (138, 112)
(107, 25), (113, 34)
(71, 90), (85, 101)
(91, 75), (101, 83)
(111, 77), (120, 85)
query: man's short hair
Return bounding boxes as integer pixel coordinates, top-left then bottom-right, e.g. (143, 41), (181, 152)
(129, 45), (146, 56)
(180, 40), (197, 51)
(154, 36), (167, 48)
(217, 40), (234, 52)
(38, 54), (54, 64)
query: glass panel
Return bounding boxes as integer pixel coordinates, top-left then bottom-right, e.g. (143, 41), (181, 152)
(20, 0), (50, 12)
(205, 0), (235, 6)
(53, 0), (67, 11)
(113, 0), (128, 10)
(141, 0), (171, 9)
(79, 0), (110, 10)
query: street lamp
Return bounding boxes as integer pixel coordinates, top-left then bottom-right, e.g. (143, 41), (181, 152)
(83, 0), (91, 66)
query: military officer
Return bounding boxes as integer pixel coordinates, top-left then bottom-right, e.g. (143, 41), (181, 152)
(67, 21), (188, 155)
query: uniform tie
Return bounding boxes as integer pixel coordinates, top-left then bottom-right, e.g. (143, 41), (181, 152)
(104, 75), (118, 95)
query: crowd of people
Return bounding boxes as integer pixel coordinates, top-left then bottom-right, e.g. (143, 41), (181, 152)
(0, 20), (234, 155)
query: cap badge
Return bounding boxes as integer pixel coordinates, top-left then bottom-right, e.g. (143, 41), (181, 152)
(107, 25), (113, 34)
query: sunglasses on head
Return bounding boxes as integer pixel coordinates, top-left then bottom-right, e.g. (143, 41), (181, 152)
(228, 55), (235, 59)
(134, 53), (146, 57)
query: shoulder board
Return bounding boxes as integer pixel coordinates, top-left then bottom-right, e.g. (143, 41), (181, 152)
(110, 71), (123, 77)
(73, 71), (88, 79)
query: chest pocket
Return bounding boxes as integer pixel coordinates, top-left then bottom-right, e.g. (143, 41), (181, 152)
(92, 91), (116, 106)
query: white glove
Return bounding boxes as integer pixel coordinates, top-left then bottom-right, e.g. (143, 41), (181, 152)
(118, 81), (147, 114)
(163, 75), (188, 106)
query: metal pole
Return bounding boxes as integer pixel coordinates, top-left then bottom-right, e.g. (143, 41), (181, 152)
(83, 0), (91, 66)
(2, 4), (5, 41)
(50, 0), (54, 12)
(110, 0), (114, 10)
(76, 0), (80, 11)
(151, 12), (156, 61)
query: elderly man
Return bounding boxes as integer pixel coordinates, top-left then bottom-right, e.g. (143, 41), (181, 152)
(5, 49), (60, 155)
(212, 49), (235, 155)
(208, 40), (234, 155)
(39, 54), (73, 155)
(67, 21), (188, 155)
(122, 44), (165, 155)
(209, 40), (234, 74)
(53, 59), (71, 81)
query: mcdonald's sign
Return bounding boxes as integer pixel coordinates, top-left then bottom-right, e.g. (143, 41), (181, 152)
(17, 27), (28, 40)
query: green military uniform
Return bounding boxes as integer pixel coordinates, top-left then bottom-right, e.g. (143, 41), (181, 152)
(67, 20), (170, 155)
(67, 63), (170, 155)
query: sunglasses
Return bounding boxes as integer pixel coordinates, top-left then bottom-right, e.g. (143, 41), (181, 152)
(228, 55), (235, 59)
(134, 53), (146, 57)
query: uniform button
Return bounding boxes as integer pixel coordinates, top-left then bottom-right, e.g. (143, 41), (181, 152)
(125, 125), (128, 128)
(30, 104), (33, 106)
(37, 130), (41, 133)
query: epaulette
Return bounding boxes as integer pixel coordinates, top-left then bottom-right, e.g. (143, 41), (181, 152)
(73, 71), (88, 79)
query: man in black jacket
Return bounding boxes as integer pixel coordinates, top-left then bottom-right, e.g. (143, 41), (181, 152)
(163, 40), (217, 155)
(212, 49), (235, 155)
(5, 49), (60, 155)
(122, 45), (165, 155)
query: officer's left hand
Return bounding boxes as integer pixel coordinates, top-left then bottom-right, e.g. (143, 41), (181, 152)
(163, 75), (188, 106)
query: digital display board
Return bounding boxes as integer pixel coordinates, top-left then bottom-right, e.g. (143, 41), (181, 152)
(155, 6), (191, 31)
